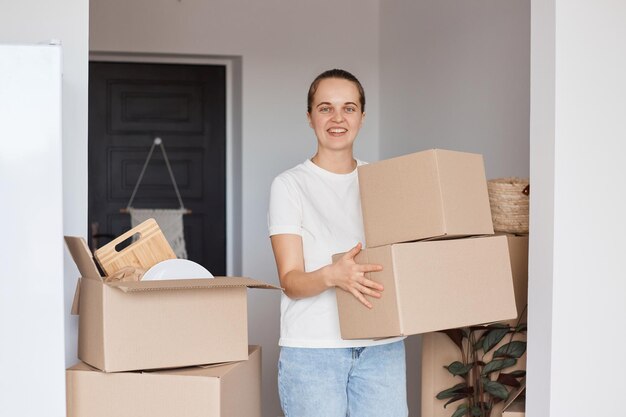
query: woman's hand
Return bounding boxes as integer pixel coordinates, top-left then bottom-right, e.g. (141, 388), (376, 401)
(325, 242), (384, 309)
(271, 235), (383, 305)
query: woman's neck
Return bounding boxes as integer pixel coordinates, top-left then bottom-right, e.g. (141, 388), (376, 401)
(311, 149), (356, 174)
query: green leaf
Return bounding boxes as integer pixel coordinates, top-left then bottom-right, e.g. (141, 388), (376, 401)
(471, 405), (483, 416)
(509, 370), (527, 378)
(494, 341), (527, 359)
(445, 361), (473, 377)
(515, 323), (527, 333)
(436, 383), (467, 400)
(482, 328), (509, 353)
(482, 358), (516, 375)
(451, 404), (469, 417)
(483, 380), (510, 400)
(497, 372), (521, 388)
(474, 335), (486, 350)
(444, 394), (467, 409)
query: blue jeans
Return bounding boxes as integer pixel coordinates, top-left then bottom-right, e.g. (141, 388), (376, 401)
(278, 341), (408, 417)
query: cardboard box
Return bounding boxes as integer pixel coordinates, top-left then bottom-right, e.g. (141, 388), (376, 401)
(65, 237), (279, 372)
(66, 345), (262, 417)
(502, 380), (526, 417)
(336, 234), (517, 339)
(502, 385), (526, 417)
(503, 400), (525, 417)
(358, 149), (494, 247)
(421, 234), (528, 417)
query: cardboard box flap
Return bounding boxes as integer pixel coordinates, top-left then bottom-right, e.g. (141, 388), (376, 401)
(67, 361), (102, 372)
(109, 277), (280, 293)
(64, 236), (102, 280)
(71, 278), (81, 315)
(150, 346), (261, 378)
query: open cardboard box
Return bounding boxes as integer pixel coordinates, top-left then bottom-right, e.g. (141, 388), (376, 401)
(358, 149), (494, 248)
(66, 345), (262, 417)
(335, 234), (517, 339)
(421, 234), (528, 417)
(65, 237), (279, 372)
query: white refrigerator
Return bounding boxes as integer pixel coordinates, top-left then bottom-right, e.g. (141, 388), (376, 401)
(0, 44), (66, 417)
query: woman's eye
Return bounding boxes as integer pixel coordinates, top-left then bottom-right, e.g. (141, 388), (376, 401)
(319, 107), (331, 113)
(345, 107), (356, 113)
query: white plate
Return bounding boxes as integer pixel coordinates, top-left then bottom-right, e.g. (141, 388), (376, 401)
(141, 259), (214, 280)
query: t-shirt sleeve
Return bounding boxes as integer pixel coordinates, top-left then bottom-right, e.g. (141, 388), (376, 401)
(268, 176), (302, 236)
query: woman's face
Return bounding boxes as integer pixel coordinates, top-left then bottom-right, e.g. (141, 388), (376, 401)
(307, 78), (365, 152)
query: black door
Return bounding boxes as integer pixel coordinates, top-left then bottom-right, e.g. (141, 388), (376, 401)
(88, 62), (226, 275)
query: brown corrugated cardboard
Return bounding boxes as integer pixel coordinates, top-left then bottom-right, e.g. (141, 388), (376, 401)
(65, 236), (279, 372)
(502, 402), (525, 417)
(358, 149), (494, 247)
(502, 380), (526, 417)
(64, 236), (102, 315)
(421, 234), (528, 417)
(505, 234), (529, 319)
(66, 345), (262, 417)
(336, 235), (517, 339)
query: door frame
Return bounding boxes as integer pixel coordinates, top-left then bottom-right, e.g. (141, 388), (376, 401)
(89, 51), (242, 276)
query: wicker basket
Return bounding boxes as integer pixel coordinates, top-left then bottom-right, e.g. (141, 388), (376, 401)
(487, 177), (529, 234)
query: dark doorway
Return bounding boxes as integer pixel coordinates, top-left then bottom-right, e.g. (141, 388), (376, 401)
(88, 61), (226, 275)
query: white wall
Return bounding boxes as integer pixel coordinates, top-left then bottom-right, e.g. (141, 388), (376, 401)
(527, 0), (555, 414)
(379, 1), (530, 414)
(0, 0), (88, 415)
(529, 1), (626, 416)
(379, 0), (530, 179)
(90, 2), (380, 415)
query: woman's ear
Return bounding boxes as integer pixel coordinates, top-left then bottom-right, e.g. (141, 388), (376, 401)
(306, 112), (312, 128)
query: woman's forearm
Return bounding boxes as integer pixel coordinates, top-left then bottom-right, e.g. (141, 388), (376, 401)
(280, 265), (332, 299)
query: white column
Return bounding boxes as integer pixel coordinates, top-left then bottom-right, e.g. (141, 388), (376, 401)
(529, 1), (626, 416)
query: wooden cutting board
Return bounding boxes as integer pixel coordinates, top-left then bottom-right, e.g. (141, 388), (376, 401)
(94, 218), (176, 276)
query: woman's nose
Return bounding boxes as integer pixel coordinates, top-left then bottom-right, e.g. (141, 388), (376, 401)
(332, 110), (344, 122)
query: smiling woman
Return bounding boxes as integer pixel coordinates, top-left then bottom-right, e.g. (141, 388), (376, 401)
(267, 69), (408, 417)
(307, 70), (366, 160)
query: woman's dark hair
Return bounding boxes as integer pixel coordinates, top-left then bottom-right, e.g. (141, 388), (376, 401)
(307, 69), (365, 114)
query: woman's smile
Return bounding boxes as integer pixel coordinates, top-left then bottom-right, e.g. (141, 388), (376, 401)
(328, 126), (348, 136)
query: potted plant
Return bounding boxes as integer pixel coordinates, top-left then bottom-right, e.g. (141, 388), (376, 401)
(435, 307), (527, 417)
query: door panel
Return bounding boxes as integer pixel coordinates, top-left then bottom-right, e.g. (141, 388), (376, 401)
(88, 62), (226, 275)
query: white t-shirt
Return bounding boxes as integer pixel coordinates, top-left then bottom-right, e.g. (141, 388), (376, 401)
(268, 159), (403, 348)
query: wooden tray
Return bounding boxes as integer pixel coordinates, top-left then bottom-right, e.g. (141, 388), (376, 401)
(94, 218), (176, 276)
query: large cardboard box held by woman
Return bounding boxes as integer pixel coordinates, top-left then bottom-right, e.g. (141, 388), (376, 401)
(335, 235), (517, 339)
(358, 149), (494, 247)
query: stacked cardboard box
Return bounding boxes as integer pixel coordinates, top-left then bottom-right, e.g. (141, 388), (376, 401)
(335, 149), (518, 339)
(64, 231), (278, 417)
(421, 234), (528, 417)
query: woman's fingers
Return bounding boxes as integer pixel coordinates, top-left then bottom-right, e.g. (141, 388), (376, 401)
(351, 264), (384, 291)
(350, 287), (373, 309)
(356, 263), (383, 273)
(356, 283), (382, 298)
(343, 275), (383, 309)
(359, 277), (384, 292)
